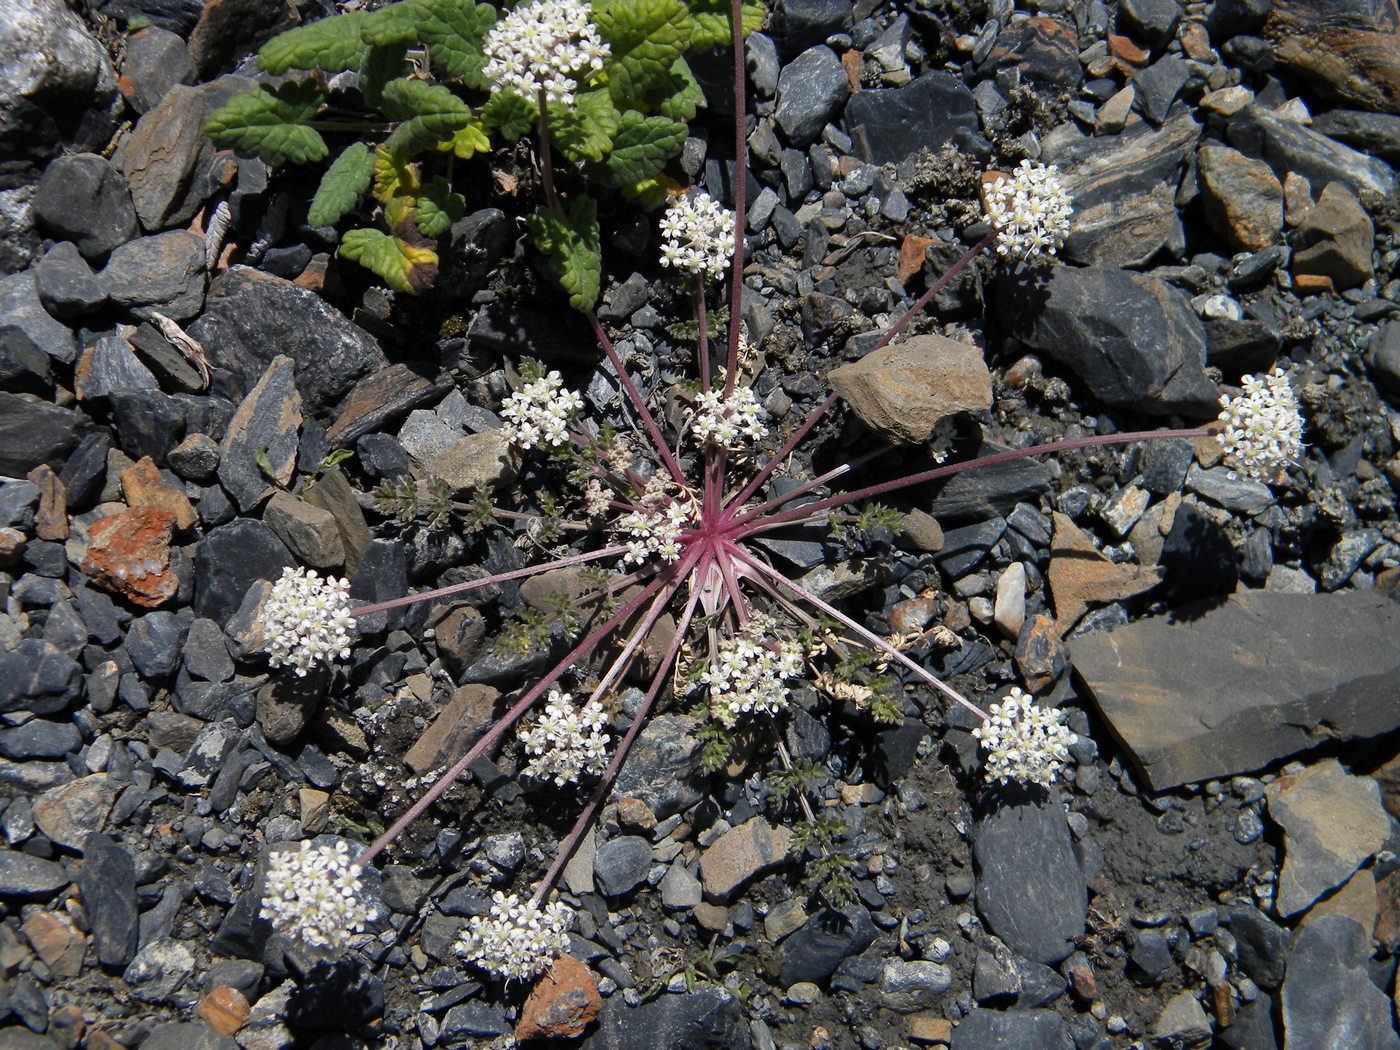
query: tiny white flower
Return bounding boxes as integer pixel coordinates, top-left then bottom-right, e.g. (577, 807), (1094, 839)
(971, 687), (1077, 787)
(483, 0), (610, 108)
(616, 504), (690, 565)
(1215, 367), (1305, 484)
(501, 370), (584, 450)
(981, 160), (1073, 262)
(692, 386), (768, 448)
(261, 567), (355, 676)
(658, 191), (736, 281)
(518, 690), (610, 786)
(260, 840), (373, 951)
(702, 632), (803, 727)
(457, 891), (573, 981)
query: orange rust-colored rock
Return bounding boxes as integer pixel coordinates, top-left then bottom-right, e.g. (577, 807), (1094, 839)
(197, 985), (251, 1036)
(896, 234), (939, 284)
(1293, 272), (1336, 295)
(1046, 513), (1163, 634)
(121, 456), (197, 531)
(23, 909), (86, 977)
(515, 955), (601, 1042)
(1107, 34), (1150, 64)
(80, 507), (178, 608)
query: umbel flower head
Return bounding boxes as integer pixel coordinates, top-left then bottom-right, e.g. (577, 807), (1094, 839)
(501, 369), (584, 450)
(518, 689), (610, 785)
(260, 840), (374, 951)
(457, 890), (573, 981)
(702, 633), (804, 728)
(659, 191), (737, 281)
(618, 503), (689, 565)
(981, 160), (1073, 261)
(1215, 367), (1305, 483)
(482, 0), (610, 107)
(261, 567), (355, 676)
(692, 386), (769, 448)
(971, 688), (1077, 787)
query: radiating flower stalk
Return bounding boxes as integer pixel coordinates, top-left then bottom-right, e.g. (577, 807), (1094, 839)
(253, 0), (1307, 970)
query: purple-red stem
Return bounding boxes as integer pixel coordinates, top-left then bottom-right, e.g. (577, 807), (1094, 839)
(724, 0), (748, 393)
(587, 311), (687, 486)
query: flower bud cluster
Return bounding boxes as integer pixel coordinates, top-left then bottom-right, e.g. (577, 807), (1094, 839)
(502, 370), (584, 450)
(457, 891), (573, 981)
(692, 386), (769, 448)
(262, 567), (355, 676)
(1215, 367), (1304, 483)
(518, 689), (610, 785)
(702, 634), (803, 727)
(618, 503), (689, 565)
(260, 840), (373, 951)
(659, 191), (737, 281)
(971, 687), (1077, 787)
(483, 0), (610, 107)
(982, 160), (1073, 261)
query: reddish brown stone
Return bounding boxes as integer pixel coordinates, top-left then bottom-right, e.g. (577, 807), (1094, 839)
(79, 507), (178, 608)
(121, 456), (197, 531)
(1180, 22), (1212, 60)
(0, 526), (25, 566)
(896, 234), (939, 284)
(1108, 34), (1150, 63)
(840, 49), (863, 93)
(23, 910), (86, 977)
(87, 1030), (129, 1050)
(1047, 513), (1163, 633)
(1293, 273), (1336, 295)
(197, 985), (251, 1036)
(615, 797), (657, 831)
(1066, 960), (1098, 1001)
(1375, 867), (1400, 950)
(404, 683), (501, 775)
(27, 464), (68, 541)
(515, 955), (601, 1042)
(1014, 613), (1066, 693)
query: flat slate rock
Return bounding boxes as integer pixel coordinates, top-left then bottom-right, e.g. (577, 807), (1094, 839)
(1070, 590), (1400, 789)
(972, 792), (1086, 964)
(1280, 915), (1400, 1050)
(843, 70), (979, 165)
(581, 986), (751, 1050)
(951, 1008), (1075, 1050)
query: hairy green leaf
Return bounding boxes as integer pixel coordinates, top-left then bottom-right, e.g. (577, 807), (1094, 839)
(258, 12), (369, 74)
(205, 80), (328, 166)
(655, 57), (704, 121)
(550, 88), (619, 164)
(360, 1), (422, 46)
(416, 177), (466, 237)
(359, 42), (411, 108)
(526, 197), (601, 311)
(483, 91), (532, 140)
(380, 78), (475, 154)
(436, 116), (491, 158)
(688, 0), (766, 49)
(341, 227), (439, 294)
(372, 145), (420, 203)
(308, 141), (375, 226)
(594, 0), (694, 106)
(413, 0), (496, 86)
(601, 111), (686, 187)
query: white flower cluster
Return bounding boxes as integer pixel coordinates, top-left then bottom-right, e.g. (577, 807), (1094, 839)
(518, 689), (609, 785)
(260, 840), (373, 951)
(659, 191), (737, 281)
(501, 370), (584, 450)
(982, 160), (1073, 261)
(618, 502), (689, 565)
(457, 891), (573, 981)
(692, 386), (769, 447)
(702, 634), (803, 727)
(971, 688), (1077, 787)
(262, 567), (355, 676)
(482, 0), (610, 107)
(1215, 368), (1305, 483)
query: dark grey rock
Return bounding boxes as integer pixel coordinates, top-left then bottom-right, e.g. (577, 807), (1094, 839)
(218, 355), (302, 512)
(168, 433), (221, 482)
(177, 720), (242, 789)
(881, 959), (953, 1011)
(0, 719), (80, 760)
(775, 46), (848, 147)
(189, 267), (388, 414)
(32, 154), (138, 264)
(1132, 56), (1190, 124)
(594, 835), (652, 897)
(0, 850), (68, 897)
(1281, 915), (1400, 1050)
(1071, 591), (1400, 790)
(778, 906), (878, 986)
(973, 792), (1086, 964)
(0, 326), (54, 393)
(100, 231), (206, 321)
(193, 518), (295, 622)
(1227, 104), (1395, 199)
(0, 1028), (63, 1050)
(0, 639), (82, 715)
(1311, 108), (1400, 166)
(0, 272), (78, 364)
(119, 26), (195, 113)
(75, 332), (159, 401)
(770, 0), (852, 59)
(59, 430), (112, 510)
(0, 480), (40, 526)
(182, 618), (235, 683)
(34, 241), (107, 318)
(927, 443), (1054, 525)
(1140, 438), (1195, 494)
(998, 265), (1218, 416)
(583, 985), (751, 1050)
(1185, 464), (1275, 515)
(440, 1001), (509, 1039)
(79, 833), (138, 968)
(936, 518), (1006, 577)
(1219, 992), (1279, 1050)
(1157, 501), (1239, 603)
(845, 71), (979, 166)
(1318, 528), (1383, 590)
(138, 1021), (234, 1050)
(747, 32), (780, 96)
(612, 714), (705, 819)
(109, 389), (187, 466)
(1129, 927), (1176, 983)
(126, 611), (188, 679)
(1119, 0), (1181, 45)
(951, 1008), (1074, 1050)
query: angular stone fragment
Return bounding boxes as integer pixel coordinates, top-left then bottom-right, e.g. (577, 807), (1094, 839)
(79, 507), (178, 607)
(699, 817), (792, 900)
(829, 334), (993, 445)
(1291, 181), (1375, 290)
(32, 775), (117, 851)
(516, 955), (600, 1042)
(1197, 142), (1283, 252)
(1280, 915), (1400, 1050)
(1227, 104), (1395, 199)
(1267, 759), (1390, 917)
(1047, 513), (1163, 633)
(218, 356), (301, 512)
(1070, 590), (1400, 789)
(262, 491), (344, 569)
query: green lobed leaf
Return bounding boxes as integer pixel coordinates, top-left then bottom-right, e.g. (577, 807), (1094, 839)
(594, 0), (694, 107)
(308, 141), (374, 227)
(550, 87), (619, 164)
(360, 0), (423, 46)
(416, 177), (466, 237)
(380, 78), (475, 155)
(687, 0), (766, 49)
(601, 111), (686, 187)
(205, 80), (328, 166)
(258, 12), (369, 74)
(341, 227), (439, 294)
(436, 116), (491, 158)
(526, 197), (601, 311)
(655, 57), (704, 121)
(483, 92), (532, 141)
(359, 42), (412, 109)
(413, 0), (496, 87)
